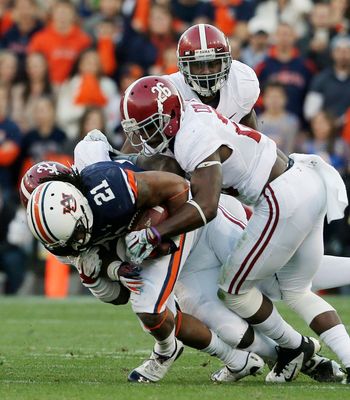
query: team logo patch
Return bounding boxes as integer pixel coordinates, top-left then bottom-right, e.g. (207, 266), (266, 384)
(61, 193), (77, 214)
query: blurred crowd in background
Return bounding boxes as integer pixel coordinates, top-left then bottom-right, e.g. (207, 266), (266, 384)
(0, 0), (350, 296)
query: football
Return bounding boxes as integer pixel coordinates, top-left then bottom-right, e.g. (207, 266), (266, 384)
(128, 205), (177, 259)
(128, 205), (169, 231)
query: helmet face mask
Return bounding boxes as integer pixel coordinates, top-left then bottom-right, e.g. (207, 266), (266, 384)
(121, 76), (183, 156)
(177, 24), (232, 97)
(27, 181), (93, 251)
(122, 113), (172, 157)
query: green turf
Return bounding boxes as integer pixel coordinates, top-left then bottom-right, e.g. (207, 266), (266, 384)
(1, 296), (349, 400)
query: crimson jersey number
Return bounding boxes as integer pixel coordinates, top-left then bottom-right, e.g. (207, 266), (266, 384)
(191, 103), (261, 143)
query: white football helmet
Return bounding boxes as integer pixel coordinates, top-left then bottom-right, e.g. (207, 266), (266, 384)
(27, 181), (93, 251)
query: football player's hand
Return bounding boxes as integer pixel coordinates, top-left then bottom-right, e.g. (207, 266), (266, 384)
(76, 247), (102, 285)
(107, 260), (143, 294)
(84, 129), (110, 145)
(125, 227), (161, 265)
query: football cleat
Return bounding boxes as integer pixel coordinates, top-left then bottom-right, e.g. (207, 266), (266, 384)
(211, 352), (265, 383)
(128, 338), (184, 383)
(302, 354), (345, 382)
(342, 367), (350, 384)
(265, 336), (320, 383)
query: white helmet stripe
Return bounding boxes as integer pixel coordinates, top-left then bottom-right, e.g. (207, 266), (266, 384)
(20, 177), (31, 202)
(198, 24), (207, 50)
(123, 78), (142, 120)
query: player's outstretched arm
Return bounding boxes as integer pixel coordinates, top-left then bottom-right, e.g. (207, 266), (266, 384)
(136, 151), (223, 237)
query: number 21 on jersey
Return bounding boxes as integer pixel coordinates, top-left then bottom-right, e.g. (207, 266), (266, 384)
(90, 179), (116, 206)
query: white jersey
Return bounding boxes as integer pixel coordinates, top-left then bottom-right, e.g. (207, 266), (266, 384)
(174, 100), (277, 205)
(167, 60), (260, 123)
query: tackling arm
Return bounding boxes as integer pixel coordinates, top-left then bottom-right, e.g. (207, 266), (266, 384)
(136, 151), (223, 238)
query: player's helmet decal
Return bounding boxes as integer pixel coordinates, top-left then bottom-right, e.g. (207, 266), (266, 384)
(61, 193), (77, 214)
(177, 24), (232, 97)
(20, 161), (71, 208)
(121, 76), (183, 156)
(27, 181), (93, 251)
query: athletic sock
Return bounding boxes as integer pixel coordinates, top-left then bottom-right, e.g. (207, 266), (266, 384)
(252, 306), (302, 349)
(202, 330), (250, 371)
(244, 331), (278, 362)
(320, 324), (350, 368)
(154, 327), (176, 357)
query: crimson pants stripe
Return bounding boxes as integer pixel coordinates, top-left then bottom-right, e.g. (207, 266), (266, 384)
(227, 185), (279, 294)
(218, 205), (247, 230)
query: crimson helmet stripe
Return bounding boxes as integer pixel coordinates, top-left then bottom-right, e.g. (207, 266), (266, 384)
(123, 78), (141, 120)
(198, 24), (207, 50)
(30, 183), (58, 244)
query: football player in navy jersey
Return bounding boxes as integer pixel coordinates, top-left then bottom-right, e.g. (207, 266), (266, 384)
(25, 159), (270, 384)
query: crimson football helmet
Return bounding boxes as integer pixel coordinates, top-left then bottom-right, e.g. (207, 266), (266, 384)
(20, 161), (71, 208)
(177, 24), (232, 97)
(27, 181), (93, 251)
(121, 76), (183, 156)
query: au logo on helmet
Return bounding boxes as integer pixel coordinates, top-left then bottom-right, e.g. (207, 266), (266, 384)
(61, 193), (77, 214)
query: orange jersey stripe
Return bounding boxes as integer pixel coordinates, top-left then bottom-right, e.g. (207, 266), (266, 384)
(125, 169), (138, 200)
(156, 234), (185, 314)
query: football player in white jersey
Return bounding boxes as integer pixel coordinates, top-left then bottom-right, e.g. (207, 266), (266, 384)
(121, 23), (259, 158)
(169, 24), (259, 128)
(75, 131), (345, 384)
(120, 75), (350, 384)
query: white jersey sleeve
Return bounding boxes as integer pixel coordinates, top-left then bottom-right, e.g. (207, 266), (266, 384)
(74, 140), (111, 172)
(167, 62), (260, 123)
(174, 101), (232, 172)
(174, 100), (277, 205)
(217, 61), (260, 122)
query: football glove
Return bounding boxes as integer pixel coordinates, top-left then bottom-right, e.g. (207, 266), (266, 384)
(125, 227), (161, 265)
(107, 260), (143, 294)
(76, 247), (102, 285)
(84, 129), (110, 144)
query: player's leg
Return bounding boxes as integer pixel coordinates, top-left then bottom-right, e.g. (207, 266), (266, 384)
(175, 310), (264, 382)
(219, 167), (328, 382)
(128, 233), (192, 382)
(312, 255), (350, 291)
(277, 219), (350, 382)
(176, 268), (277, 362)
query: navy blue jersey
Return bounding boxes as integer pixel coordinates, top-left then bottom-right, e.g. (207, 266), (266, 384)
(81, 161), (142, 244)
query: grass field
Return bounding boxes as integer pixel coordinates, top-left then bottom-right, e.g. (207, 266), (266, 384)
(1, 296), (349, 400)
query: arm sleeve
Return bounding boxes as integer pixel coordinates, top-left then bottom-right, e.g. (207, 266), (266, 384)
(234, 61), (260, 113)
(74, 140), (112, 172)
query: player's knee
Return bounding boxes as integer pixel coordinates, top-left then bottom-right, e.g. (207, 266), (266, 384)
(215, 323), (247, 348)
(218, 287), (263, 319)
(282, 289), (335, 325)
(137, 312), (164, 329)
